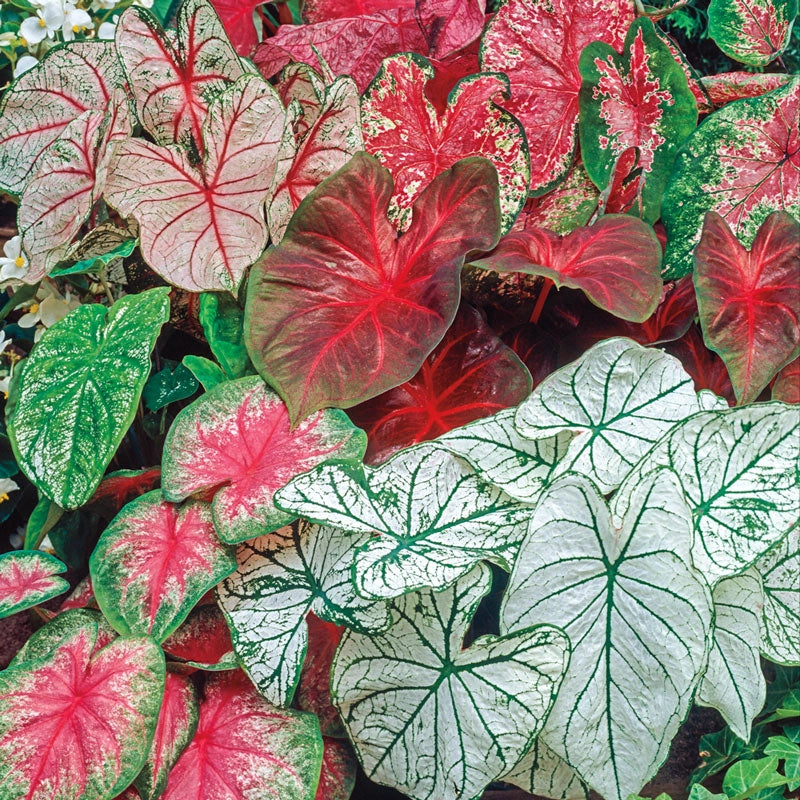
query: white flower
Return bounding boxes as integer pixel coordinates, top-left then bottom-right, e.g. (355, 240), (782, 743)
(62, 6), (92, 40)
(0, 236), (28, 284)
(92, 0), (118, 9)
(0, 330), (12, 357)
(0, 477), (19, 504)
(18, 284), (80, 336)
(19, 0), (65, 45)
(0, 375), (9, 399)
(13, 55), (39, 77)
(97, 14), (118, 39)
(133, 0), (153, 7)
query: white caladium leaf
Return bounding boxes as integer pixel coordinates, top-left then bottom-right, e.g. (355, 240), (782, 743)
(697, 570), (766, 740)
(332, 563), (571, 800)
(275, 443), (531, 599)
(502, 740), (588, 800)
(0, 551), (68, 619)
(217, 520), (391, 706)
(514, 338), (709, 493)
(501, 469), (713, 800)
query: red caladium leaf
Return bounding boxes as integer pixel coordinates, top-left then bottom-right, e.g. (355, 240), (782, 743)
(480, 0), (634, 193)
(772, 357), (800, 403)
(59, 576), (97, 613)
(245, 153), (501, 423)
(90, 491), (236, 642)
(316, 737), (358, 800)
(424, 46), (482, 113)
(0, 551), (68, 619)
(702, 72), (791, 107)
(0, 615), (164, 800)
(89, 467), (162, 516)
(693, 210), (800, 405)
(415, 0), (487, 59)
(348, 303), (531, 464)
(501, 324), (561, 389)
(161, 670), (323, 800)
(362, 53), (529, 233)
(104, 74), (284, 292)
(666, 324), (735, 406)
(303, 0), (414, 22)
(162, 603), (236, 670)
(599, 147), (645, 216)
(161, 375), (367, 543)
(209, 0), (262, 55)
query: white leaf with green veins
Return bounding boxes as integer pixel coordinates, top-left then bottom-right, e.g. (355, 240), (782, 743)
(332, 563), (570, 800)
(502, 739), (588, 800)
(756, 528), (799, 665)
(501, 469), (713, 800)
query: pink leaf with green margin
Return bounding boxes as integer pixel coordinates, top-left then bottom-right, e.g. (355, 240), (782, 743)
(772, 357), (800, 403)
(316, 737), (357, 800)
(415, 0), (486, 59)
(245, 153), (501, 423)
(162, 603), (236, 670)
(89, 490), (236, 642)
(480, 0), (634, 193)
(361, 53), (529, 233)
(693, 210), (800, 405)
(702, 72), (791, 107)
(104, 74), (284, 292)
(161, 375), (367, 543)
(161, 670), (323, 800)
(0, 616), (164, 800)
(0, 551), (68, 619)
(303, 0), (413, 21)
(209, 0), (262, 55)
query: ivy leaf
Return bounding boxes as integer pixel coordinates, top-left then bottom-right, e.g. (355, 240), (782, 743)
(722, 756), (786, 798)
(142, 362), (199, 412)
(690, 726), (770, 785)
(765, 736), (800, 790)
(702, 72), (791, 107)
(6, 287), (170, 509)
(502, 739), (588, 800)
(332, 563), (571, 800)
(501, 469), (713, 800)
(0, 551), (68, 620)
(756, 529), (799, 665)
(772, 357), (800, 404)
(161, 603), (237, 671)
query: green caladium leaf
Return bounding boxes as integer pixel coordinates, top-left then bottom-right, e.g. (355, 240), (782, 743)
(756, 529), (799, 665)
(502, 739), (588, 800)
(142, 362), (198, 411)
(274, 442), (531, 599)
(501, 469), (713, 800)
(49, 236), (136, 279)
(332, 563), (571, 800)
(217, 520), (391, 706)
(0, 551), (68, 619)
(6, 287), (170, 509)
(198, 292), (252, 380)
(182, 356), (227, 391)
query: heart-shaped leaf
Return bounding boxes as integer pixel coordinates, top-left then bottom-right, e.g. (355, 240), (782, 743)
(756, 529), (799, 665)
(702, 71), (791, 106)
(0, 551), (68, 619)
(708, 0), (797, 66)
(772, 357), (800, 403)
(415, 0), (486, 58)
(162, 603), (237, 670)
(208, 0), (262, 54)
(502, 740), (588, 800)
(317, 736), (358, 800)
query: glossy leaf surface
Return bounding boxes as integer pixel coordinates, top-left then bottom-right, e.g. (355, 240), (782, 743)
(756, 529), (799, 665)
(708, 0), (797, 66)
(0, 551), (68, 620)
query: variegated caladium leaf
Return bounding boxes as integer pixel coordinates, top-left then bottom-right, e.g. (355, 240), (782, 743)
(708, 0), (797, 66)
(332, 563), (570, 800)
(275, 443), (531, 599)
(303, 0), (414, 21)
(578, 17), (697, 223)
(161, 603), (237, 670)
(162, 376), (366, 544)
(480, 0), (634, 193)
(6, 288), (170, 509)
(317, 736), (358, 800)
(362, 53), (529, 233)
(0, 614), (165, 800)
(275, 63), (328, 136)
(702, 72), (791, 107)
(773, 357), (800, 403)
(217, 520), (391, 705)
(696, 571), (767, 741)
(415, 0), (487, 58)
(245, 153), (500, 424)
(0, 551), (68, 619)
(694, 210), (800, 405)
(89, 491), (236, 642)
(520, 160), (599, 234)
(514, 337), (710, 493)
(161, 670), (323, 800)
(104, 74), (284, 293)
(662, 77), (800, 279)
(666, 324), (736, 406)
(502, 740), (588, 800)
(0, 42), (123, 195)
(501, 469), (713, 800)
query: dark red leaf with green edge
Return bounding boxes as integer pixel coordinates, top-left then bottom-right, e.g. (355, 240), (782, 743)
(348, 303), (531, 464)
(415, 0), (486, 59)
(361, 53), (529, 234)
(88, 467), (162, 517)
(113, 788), (141, 800)
(693, 210), (800, 405)
(666, 324), (735, 406)
(501, 324), (561, 389)
(316, 737), (358, 800)
(480, 0), (634, 193)
(702, 72), (791, 107)
(161, 670), (323, 800)
(245, 153), (501, 423)
(772, 357), (800, 403)
(162, 603), (236, 670)
(0, 551), (68, 620)
(303, 0), (414, 22)
(209, 0), (261, 55)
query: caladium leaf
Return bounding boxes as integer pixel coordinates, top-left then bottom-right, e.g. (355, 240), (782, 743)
(198, 291), (252, 380)
(0, 551), (68, 619)
(666, 324), (736, 406)
(59, 576), (97, 613)
(756, 529), (799, 665)
(502, 740), (588, 800)
(362, 53), (529, 233)
(332, 563), (570, 800)
(90, 491), (236, 642)
(773, 357), (800, 403)
(317, 736), (357, 800)
(296, 615), (344, 736)
(415, 0), (486, 59)
(275, 63), (328, 136)
(162, 375), (366, 544)
(662, 77), (800, 279)
(702, 72), (791, 107)
(217, 520), (391, 705)
(162, 603), (237, 670)
(245, 153), (501, 423)
(89, 467), (163, 518)
(50, 231), (137, 279)
(0, 615), (165, 800)
(142, 362), (199, 412)
(104, 74), (284, 292)
(6, 287), (170, 509)
(694, 210), (800, 405)
(708, 0), (797, 66)
(578, 17), (697, 222)
(209, 0), (262, 55)
(501, 470), (713, 800)
(520, 160), (599, 234)
(303, 0), (414, 22)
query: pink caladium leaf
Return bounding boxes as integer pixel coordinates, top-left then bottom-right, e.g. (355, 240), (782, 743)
(480, 0), (634, 193)
(296, 615), (344, 737)
(348, 303), (532, 464)
(161, 670), (323, 800)
(772, 357), (800, 403)
(666, 324), (735, 406)
(362, 53), (529, 233)
(702, 71), (791, 107)
(104, 74), (284, 292)
(245, 153), (501, 423)
(415, 0), (487, 59)
(0, 551), (68, 620)
(209, 0), (262, 55)
(693, 210), (800, 405)
(303, 0), (414, 22)
(161, 375), (367, 543)
(162, 603), (237, 670)
(89, 490), (237, 642)
(316, 737), (358, 800)
(599, 147), (645, 216)
(0, 615), (164, 800)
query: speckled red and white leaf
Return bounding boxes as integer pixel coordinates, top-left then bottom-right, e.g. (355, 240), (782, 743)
(772, 357), (800, 403)
(104, 74), (284, 292)
(415, 0), (486, 59)
(666, 325), (735, 406)
(362, 54), (528, 233)
(348, 303), (531, 464)
(0, 551), (68, 620)
(0, 42), (123, 195)
(296, 615), (344, 737)
(303, 0), (413, 21)
(0, 616), (164, 800)
(209, 0), (262, 55)
(245, 153), (500, 423)
(116, 0), (244, 150)
(161, 670), (323, 800)
(702, 72), (791, 107)
(480, 0), (633, 193)
(162, 603), (236, 670)
(316, 737), (357, 800)
(693, 211), (800, 405)
(90, 491), (236, 642)
(161, 376), (367, 543)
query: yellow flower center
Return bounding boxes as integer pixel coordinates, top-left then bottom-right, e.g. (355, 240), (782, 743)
(19, 37), (27, 46)
(72, 25), (82, 32)
(38, 18), (47, 27)
(14, 255), (24, 268)
(0, 493), (8, 503)
(28, 303), (39, 314)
